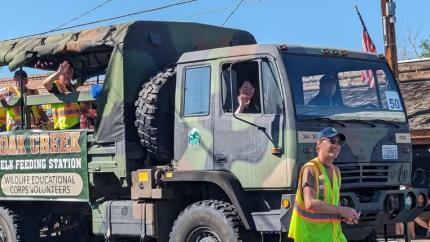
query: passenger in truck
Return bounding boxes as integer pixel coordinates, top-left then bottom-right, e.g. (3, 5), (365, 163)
(0, 70), (48, 130)
(234, 80), (260, 114)
(43, 61), (81, 130)
(308, 74), (342, 106)
(80, 102), (97, 129)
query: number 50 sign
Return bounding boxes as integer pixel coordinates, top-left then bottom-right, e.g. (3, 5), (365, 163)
(385, 91), (402, 111)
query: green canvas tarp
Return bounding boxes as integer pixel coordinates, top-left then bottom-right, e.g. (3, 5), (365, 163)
(0, 20), (256, 146)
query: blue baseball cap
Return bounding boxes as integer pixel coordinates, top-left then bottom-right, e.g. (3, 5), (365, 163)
(317, 127), (346, 141)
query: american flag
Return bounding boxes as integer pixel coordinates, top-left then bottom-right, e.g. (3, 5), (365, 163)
(356, 5), (377, 88)
(361, 30), (377, 87)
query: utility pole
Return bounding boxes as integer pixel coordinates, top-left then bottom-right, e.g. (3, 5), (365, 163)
(381, 0), (398, 78)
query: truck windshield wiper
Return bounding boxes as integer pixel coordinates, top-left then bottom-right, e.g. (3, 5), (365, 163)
(346, 119), (376, 128)
(299, 117), (346, 127)
(369, 119), (401, 128)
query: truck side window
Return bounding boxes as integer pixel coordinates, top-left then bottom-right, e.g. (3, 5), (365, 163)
(221, 61), (261, 114)
(262, 61), (283, 114)
(183, 66), (211, 116)
(221, 69), (238, 112)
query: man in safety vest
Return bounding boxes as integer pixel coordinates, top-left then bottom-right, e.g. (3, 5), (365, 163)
(0, 70), (47, 131)
(288, 127), (360, 242)
(43, 61), (81, 129)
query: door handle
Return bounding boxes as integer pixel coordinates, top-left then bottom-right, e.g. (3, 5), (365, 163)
(215, 155), (227, 163)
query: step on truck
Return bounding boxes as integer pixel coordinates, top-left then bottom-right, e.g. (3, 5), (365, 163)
(0, 21), (426, 242)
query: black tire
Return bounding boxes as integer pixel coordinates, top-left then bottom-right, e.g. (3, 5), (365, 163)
(0, 207), (18, 242)
(0, 207), (37, 242)
(135, 68), (176, 162)
(169, 200), (242, 242)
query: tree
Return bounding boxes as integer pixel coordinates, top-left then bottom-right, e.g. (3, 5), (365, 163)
(399, 28), (430, 60)
(420, 39), (430, 58)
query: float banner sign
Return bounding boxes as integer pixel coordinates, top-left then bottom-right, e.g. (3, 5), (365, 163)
(0, 130), (88, 202)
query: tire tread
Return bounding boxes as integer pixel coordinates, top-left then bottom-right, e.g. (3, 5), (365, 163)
(134, 68), (176, 162)
(169, 200), (243, 242)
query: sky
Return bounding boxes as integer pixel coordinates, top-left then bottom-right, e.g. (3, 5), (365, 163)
(0, 0), (429, 77)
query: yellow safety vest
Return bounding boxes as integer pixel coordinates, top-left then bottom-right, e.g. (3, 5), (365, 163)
(288, 158), (347, 242)
(0, 108), (6, 130)
(6, 106), (22, 131)
(51, 81), (80, 130)
(5, 87), (41, 131)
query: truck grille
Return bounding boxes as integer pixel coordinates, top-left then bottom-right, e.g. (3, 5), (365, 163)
(337, 163), (389, 185)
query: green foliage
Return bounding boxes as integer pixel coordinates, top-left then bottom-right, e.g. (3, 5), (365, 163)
(420, 39), (430, 58)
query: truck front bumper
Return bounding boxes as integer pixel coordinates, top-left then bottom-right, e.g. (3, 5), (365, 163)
(341, 188), (428, 241)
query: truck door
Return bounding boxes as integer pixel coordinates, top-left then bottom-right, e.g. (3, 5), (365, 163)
(174, 64), (214, 169)
(213, 57), (287, 188)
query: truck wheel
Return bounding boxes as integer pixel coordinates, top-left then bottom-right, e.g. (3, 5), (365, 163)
(169, 200), (241, 242)
(0, 207), (18, 242)
(135, 68), (176, 162)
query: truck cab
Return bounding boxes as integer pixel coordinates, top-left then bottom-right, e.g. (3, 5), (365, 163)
(169, 44), (427, 240)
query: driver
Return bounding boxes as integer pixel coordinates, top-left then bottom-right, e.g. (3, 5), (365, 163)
(308, 74), (342, 106)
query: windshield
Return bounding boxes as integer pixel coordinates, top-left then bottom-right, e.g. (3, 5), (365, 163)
(283, 53), (406, 122)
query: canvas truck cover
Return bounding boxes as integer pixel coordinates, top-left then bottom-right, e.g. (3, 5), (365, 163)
(0, 21), (256, 143)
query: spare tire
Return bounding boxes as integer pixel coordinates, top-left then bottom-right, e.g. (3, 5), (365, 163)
(135, 68), (176, 162)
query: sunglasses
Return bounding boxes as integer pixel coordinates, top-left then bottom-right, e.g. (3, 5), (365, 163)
(324, 137), (343, 146)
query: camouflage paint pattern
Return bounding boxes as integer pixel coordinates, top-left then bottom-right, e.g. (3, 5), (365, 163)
(174, 44), (412, 189)
(174, 45), (295, 188)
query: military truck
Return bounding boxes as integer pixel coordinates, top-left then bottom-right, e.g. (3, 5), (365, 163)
(0, 20), (426, 242)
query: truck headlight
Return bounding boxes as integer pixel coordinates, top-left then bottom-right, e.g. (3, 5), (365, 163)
(385, 195), (398, 213)
(405, 193), (414, 210)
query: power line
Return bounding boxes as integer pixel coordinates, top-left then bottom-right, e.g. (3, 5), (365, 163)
(177, 0), (259, 21)
(221, 0), (244, 27)
(5, 0), (197, 42)
(179, 6), (232, 20)
(49, 0), (115, 32)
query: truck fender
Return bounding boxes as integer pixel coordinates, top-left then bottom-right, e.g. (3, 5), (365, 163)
(163, 170), (255, 229)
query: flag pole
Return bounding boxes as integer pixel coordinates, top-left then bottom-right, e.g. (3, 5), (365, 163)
(356, 5), (377, 88)
(355, 5), (367, 31)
